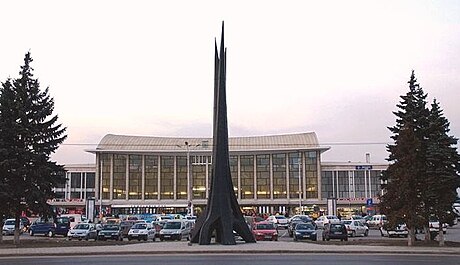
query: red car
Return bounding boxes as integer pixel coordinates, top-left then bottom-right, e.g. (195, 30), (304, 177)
(252, 221), (278, 241)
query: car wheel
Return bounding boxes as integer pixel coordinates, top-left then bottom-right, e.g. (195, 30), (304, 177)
(344, 237), (348, 241)
(29, 230), (34, 236)
(152, 236), (156, 242)
(326, 237), (330, 241)
(47, 230), (54, 238)
(119, 236), (123, 241)
(364, 230), (369, 237)
(85, 235), (89, 241)
(294, 236), (298, 241)
(312, 237), (317, 241)
(128, 237), (132, 241)
(351, 231), (356, 237)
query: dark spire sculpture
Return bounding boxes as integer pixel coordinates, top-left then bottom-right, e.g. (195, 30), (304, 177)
(191, 22), (256, 245)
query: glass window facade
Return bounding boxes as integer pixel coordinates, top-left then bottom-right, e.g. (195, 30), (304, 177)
(113, 154), (127, 200)
(160, 156), (174, 199)
(145, 155), (158, 199)
(128, 155), (142, 199)
(176, 156), (187, 200)
(272, 154), (287, 199)
(192, 161), (206, 200)
(86, 173), (95, 189)
(256, 155), (270, 199)
(101, 154), (111, 200)
(229, 156), (238, 197)
(240, 155), (254, 199)
(288, 153), (301, 199)
(305, 151), (318, 198)
(71, 173), (81, 188)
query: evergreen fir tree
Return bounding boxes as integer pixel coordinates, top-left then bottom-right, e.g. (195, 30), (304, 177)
(425, 99), (460, 246)
(0, 52), (67, 244)
(381, 70), (430, 246)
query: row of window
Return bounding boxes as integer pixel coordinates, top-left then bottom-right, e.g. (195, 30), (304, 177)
(99, 152), (319, 201)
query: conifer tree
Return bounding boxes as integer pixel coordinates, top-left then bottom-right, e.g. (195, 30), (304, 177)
(381, 71), (430, 246)
(0, 52), (67, 244)
(425, 99), (460, 246)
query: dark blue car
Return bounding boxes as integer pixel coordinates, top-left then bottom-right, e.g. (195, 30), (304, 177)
(29, 217), (70, 237)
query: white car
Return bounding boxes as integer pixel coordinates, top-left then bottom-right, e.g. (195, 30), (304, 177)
(266, 215), (289, 228)
(127, 222), (156, 241)
(367, 214), (388, 228)
(2, 219), (24, 236)
(380, 223), (408, 238)
(429, 218), (447, 234)
(342, 220), (369, 237)
(315, 215), (340, 229)
(67, 223), (98, 240)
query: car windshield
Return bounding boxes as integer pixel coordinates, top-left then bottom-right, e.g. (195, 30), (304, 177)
(74, 224), (90, 230)
(103, 225), (120, 231)
(164, 222), (181, 229)
(5, 220), (15, 225)
(296, 223), (314, 230)
(342, 220), (352, 225)
(330, 224), (344, 232)
(256, 223), (275, 230)
(132, 223), (147, 229)
(56, 217), (70, 224)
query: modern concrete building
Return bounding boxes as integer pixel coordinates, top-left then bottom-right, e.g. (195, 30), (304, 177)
(49, 132), (388, 217)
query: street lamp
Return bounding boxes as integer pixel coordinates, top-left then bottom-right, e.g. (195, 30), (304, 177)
(178, 141), (200, 216)
(298, 153), (302, 215)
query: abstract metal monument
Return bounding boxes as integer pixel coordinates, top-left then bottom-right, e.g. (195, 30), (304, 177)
(191, 22), (256, 245)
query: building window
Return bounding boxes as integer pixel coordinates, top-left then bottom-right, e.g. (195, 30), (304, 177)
(71, 173), (81, 189)
(128, 155), (142, 199)
(160, 156), (174, 200)
(272, 153), (287, 199)
(145, 155), (158, 199)
(229, 156), (238, 197)
(288, 153), (301, 199)
(337, 171), (349, 198)
(321, 171), (334, 199)
(240, 155), (254, 199)
(256, 155), (270, 199)
(192, 163), (206, 199)
(100, 154), (111, 200)
(86, 173), (96, 189)
(305, 151), (318, 198)
(113, 154), (127, 200)
(176, 156), (187, 200)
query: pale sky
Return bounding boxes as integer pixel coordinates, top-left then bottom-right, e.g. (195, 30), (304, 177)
(1, 0), (459, 165)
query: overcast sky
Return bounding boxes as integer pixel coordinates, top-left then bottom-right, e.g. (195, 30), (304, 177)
(1, 0), (459, 165)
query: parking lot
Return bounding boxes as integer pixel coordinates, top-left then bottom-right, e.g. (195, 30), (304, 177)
(2, 222), (460, 248)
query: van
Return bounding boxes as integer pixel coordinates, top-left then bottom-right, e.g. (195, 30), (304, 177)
(159, 220), (192, 241)
(367, 214), (387, 228)
(60, 214), (84, 229)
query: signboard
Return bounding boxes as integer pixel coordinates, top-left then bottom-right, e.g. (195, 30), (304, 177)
(366, 198), (373, 206)
(355, 165), (373, 170)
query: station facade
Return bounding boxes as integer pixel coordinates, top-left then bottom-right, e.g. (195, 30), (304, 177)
(50, 132), (388, 217)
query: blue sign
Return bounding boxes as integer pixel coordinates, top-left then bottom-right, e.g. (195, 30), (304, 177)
(366, 198), (373, 206)
(356, 165), (373, 170)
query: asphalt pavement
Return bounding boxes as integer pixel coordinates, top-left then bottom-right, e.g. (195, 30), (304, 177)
(1, 239), (460, 257)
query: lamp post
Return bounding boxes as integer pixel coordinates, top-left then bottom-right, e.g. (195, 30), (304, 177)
(178, 141), (200, 216)
(298, 153), (302, 215)
(99, 157), (103, 220)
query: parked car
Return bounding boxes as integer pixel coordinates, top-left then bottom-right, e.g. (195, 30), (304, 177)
(67, 223), (98, 241)
(127, 222), (156, 241)
(322, 223), (348, 241)
(159, 220), (192, 241)
(288, 215), (315, 237)
(342, 220), (369, 237)
(120, 220), (136, 237)
(315, 215), (340, 229)
(29, 217), (70, 237)
(429, 217), (447, 234)
(266, 215), (289, 228)
(2, 219), (24, 236)
(293, 223), (317, 241)
(380, 223), (408, 238)
(252, 221), (278, 241)
(97, 224), (123, 241)
(367, 214), (388, 228)
(344, 215), (367, 226)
